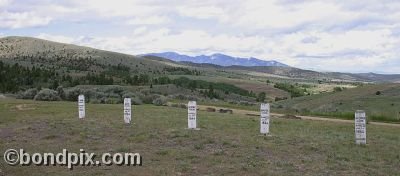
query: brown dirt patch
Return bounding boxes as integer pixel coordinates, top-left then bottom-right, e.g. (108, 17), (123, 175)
(15, 104), (36, 111)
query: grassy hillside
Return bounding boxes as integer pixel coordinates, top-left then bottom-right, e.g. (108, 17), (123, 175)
(1, 98), (399, 175)
(0, 36), (167, 73)
(227, 66), (400, 83)
(169, 75), (290, 100)
(0, 36), (300, 101)
(274, 83), (400, 122)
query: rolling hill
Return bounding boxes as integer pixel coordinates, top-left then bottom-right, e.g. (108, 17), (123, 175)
(144, 53), (400, 83)
(0, 36), (170, 73)
(0, 36), (293, 101)
(2, 36), (399, 84)
(274, 83), (400, 122)
(226, 66), (400, 83)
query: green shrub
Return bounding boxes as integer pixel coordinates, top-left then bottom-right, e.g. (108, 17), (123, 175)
(179, 104), (187, 109)
(174, 94), (186, 100)
(104, 97), (121, 104)
(56, 86), (65, 100)
(122, 91), (136, 99)
(92, 91), (107, 100)
(142, 94), (160, 104)
(64, 87), (82, 101)
(131, 97), (143, 105)
(333, 87), (343, 92)
(256, 92), (266, 102)
(105, 86), (124, 95)
(239, 101), (255, 106)
(171, 94), (199, 101)
(103, 93), (122, 104)
(187, 95), (198, 101)
(122, 92), (143, 105)
(170, 103), (179, 108)
(18, 88), (38, 99)
(274, 83), (307, 97)
(172, 77), (251, 97)
(82, 89), (97, 101)
(34, 89), (61, 101)
(152, 96), (167, 106)
(275, 97), (288, 102)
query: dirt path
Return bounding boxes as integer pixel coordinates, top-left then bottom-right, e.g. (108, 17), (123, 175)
(197, 105), (400, 127)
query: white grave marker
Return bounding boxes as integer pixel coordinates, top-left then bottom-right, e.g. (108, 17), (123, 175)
(188, 101), (197, 129)
(260, 103), (270, 134)
(355, 110), (366, 145)
(124, 98), (132, 124)
(78, 95), (85, 119)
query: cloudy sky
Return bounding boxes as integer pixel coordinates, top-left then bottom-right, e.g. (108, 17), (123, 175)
(0, 0), (399, 73)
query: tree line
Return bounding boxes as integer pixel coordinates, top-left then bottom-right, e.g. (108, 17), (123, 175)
(0, 61), (260, 100)
(0, 61), (58, 93)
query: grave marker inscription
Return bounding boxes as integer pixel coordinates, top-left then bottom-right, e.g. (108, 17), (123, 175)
(260, 103), (270, 134)
(124, 98), (132, 124)
(188, 101), (197, 129)
(78, 95), (85, 119)
(355, 110), (367, 145)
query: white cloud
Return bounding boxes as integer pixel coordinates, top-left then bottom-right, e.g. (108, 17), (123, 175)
(176, 6), (227, 21)
(0, 0), (10, 7)
(0, 11), (51, 29)
(34, 24), (400, 73)
(173, 1), (362, 31)
(127, 16), (170, 25)
(132, 26), (148, 35)
(2, 0), (400, 73)
(36, 33), (75, 44)
(70, 0), (163, 18)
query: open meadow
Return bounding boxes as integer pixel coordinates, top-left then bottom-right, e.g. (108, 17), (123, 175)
(1, 98), (399, 175)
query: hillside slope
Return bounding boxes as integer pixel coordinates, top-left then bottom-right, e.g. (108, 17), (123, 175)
(2, 36), (399, 84)
(0, 36), (170, 73)
(228, 66), (400, 83)
(274, 83), (400, 122)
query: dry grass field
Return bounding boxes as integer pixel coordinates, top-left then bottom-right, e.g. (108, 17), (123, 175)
(1, 98), (399, 175)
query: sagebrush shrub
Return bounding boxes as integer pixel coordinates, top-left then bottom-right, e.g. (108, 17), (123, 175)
(18, 88), (38, 99)
(34, 89), (61, 101)
(152, 96), (167, 106)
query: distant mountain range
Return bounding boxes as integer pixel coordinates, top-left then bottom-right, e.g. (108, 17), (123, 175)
(142, 52), (289, 67)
